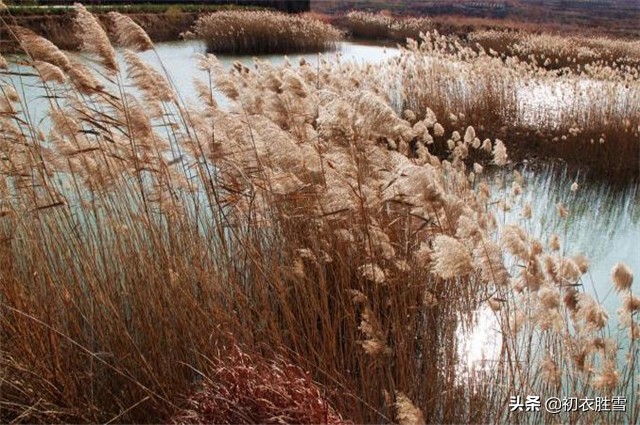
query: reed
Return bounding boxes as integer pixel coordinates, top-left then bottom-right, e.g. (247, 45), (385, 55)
(469, 29), (640, 70)
(361, 31), (640, 181)
(190, 10), (342, 54)
(0, 4), (638, 424)
(344, 11), (433, 42)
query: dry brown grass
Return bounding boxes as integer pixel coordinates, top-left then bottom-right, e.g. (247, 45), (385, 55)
(171, 343), (347, 424)
(358, 31), (640, 181)
(344, 11), (433, 41)
(0, 4), (638, 424)
(469, 30), (640, 70)
(190, 10), (342, 54)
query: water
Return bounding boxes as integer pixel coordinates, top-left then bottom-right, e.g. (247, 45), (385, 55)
(139, 39), (400, 103)
(459, 163), (640, 373)
(2, 39), (400, 123)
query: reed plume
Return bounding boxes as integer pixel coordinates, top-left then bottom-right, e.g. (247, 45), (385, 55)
(612, 262), (634, 292)
(394, 392), (426, 425)
(74, 3), (118, 72)
(32, 61), (67, 84)
(108, 12), (153, 52)
(431, 235), (473, 279)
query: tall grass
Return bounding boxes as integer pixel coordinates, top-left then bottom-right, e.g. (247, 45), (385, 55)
(344, 11), (433, 41)
(469, 29), (640, 70)
(358, 31), (640, 180)
(190, 10), (342, 54)
(0, 4), (638, 423)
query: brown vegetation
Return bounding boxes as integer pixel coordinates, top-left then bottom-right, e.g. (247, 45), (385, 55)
(190, 10), (342, 54)
(171, 343), (347, 424)
(0, 10), (198, 52)
(343, 11), (434, 41)
(0, 4), (638, 424)
(314, 0), (640, 39)
(353, 31), (639, 181)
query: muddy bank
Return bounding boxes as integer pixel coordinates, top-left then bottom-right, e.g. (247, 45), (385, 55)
(0, 11), (197, 52)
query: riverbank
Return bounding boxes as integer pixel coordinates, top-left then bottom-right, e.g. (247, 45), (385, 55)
(0, 5), (254, 52)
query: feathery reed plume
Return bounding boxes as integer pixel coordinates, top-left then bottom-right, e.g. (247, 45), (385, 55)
(359, 307), (391, 357)
(456, 215), (481, 240)
(573, 254), (589, 275)
(394, 392), (426, 425)
(556, 202), (568, 218)
(197, 53), (238, 100)
(501, 225), (529, 261)
(433, 122), (445, 137)
(577, 293), (609, 331)
(2, 85), (18, 103)
(430, 235), (473, 279)
(32, 61), (67, 84)
(559, 258), (583, 283)
(622, 294), (640, 313)
(538, 285), (561, 310)
(540, 354), (561, 386)
(108, 12), (154, 52)
(474, 237), (510, 286)
(0, 53), (7, 70)
(611, 262), (634, 292)
(492, 139), (508, 166)
(0, 0), (6, 11)
(358, 263), (386, 284)
(522, 202), (532, 219)
(67, 60), (103, 93)
(591, 361), (620, 391)
(74, 3), (118, 72)
(11, 26), (72, 70)
(123, 50), (174, 103)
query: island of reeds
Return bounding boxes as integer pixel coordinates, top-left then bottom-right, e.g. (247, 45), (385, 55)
(189, 10), (342, 54)
(0, 3), (638, 424)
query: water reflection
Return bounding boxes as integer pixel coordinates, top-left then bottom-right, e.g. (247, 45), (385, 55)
(457, 163), (639, 373)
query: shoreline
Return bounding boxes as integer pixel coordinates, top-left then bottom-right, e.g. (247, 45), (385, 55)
(2, 4), (639, 55)
(0, 8), (209, 52)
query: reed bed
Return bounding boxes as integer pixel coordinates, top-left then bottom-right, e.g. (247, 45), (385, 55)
(344, 11), (433, 42)
(469, 29), (640, 70)
(354, 31), (640, 180)
(0, 4), (638, 424)
(190, 10), (342, 54)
